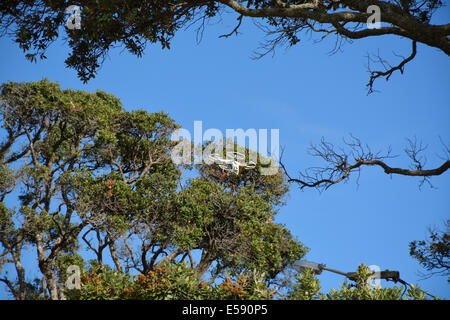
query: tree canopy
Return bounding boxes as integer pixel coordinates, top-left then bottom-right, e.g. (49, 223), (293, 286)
(0, 79), (306, 299)
(409, 220), (450, 281)
(1, 1), (448, 190)
(0, 1), (448, 90)
(0, 2), (448, 301)
(0, 79), (440, 301)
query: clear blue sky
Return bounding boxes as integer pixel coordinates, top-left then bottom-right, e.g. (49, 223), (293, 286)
(0, 9), (449, 299)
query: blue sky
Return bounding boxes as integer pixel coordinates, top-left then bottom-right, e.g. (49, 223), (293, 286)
(0, 9), (449, 299)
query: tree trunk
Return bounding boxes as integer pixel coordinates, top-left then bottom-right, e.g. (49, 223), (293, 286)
(195, 249), (214, 277)
(109, 240), (123, 272)
(12, 249), (27, 300)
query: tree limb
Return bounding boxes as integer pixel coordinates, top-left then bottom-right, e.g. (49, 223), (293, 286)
(282, 135), (450, 191)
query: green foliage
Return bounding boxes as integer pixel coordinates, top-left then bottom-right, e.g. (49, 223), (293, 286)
(288, 264), (437, 301)
(172, 178), (306, 277)
(54, 253), (86, 285)
(0, 165), (15, 196)
(288, 268), (323, 300)
(211, 270), (275, 300)
(0, 79), (439, 300)
(68, 262), (134, 300)
(0, 79), (306, 300)
(70, 262), (208, 300)
(69, 262), (276, 300)
(409, 220), (449, 281)
(125, 262), (209, 300)
(69, 262), (439, 301)
(0, 1), (445, 82)
(0, 202), (15, 234)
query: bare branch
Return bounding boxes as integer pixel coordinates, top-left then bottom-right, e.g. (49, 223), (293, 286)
(367, 41), (417, 94)
(219, 14), (243, 38)
(282, 135), (450, 191)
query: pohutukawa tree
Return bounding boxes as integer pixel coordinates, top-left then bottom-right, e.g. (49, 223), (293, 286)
(0, 1), (448, 90)
(409, 220), (450, 281)
(0, 79), (305, 299)
(1, 1), (448, 190)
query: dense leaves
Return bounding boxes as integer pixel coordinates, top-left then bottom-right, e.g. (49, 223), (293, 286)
(409, 220), (450, 281)
(0, 79), (305, 299)
(0, 80), (441, 300)
(67, 262), (437, 300)
(288, 264), (435, 300)
(0, 1), (447, 83)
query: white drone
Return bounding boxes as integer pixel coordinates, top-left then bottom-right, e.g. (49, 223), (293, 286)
(207, 151), (256, 175)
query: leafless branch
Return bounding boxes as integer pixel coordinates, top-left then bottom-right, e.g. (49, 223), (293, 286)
(367, 41), (417, 94)
(282, 135), (450, 191)
(219, 14), (243, 38)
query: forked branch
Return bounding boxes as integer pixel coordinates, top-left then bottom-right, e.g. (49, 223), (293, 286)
(281, 135), (450, 191)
